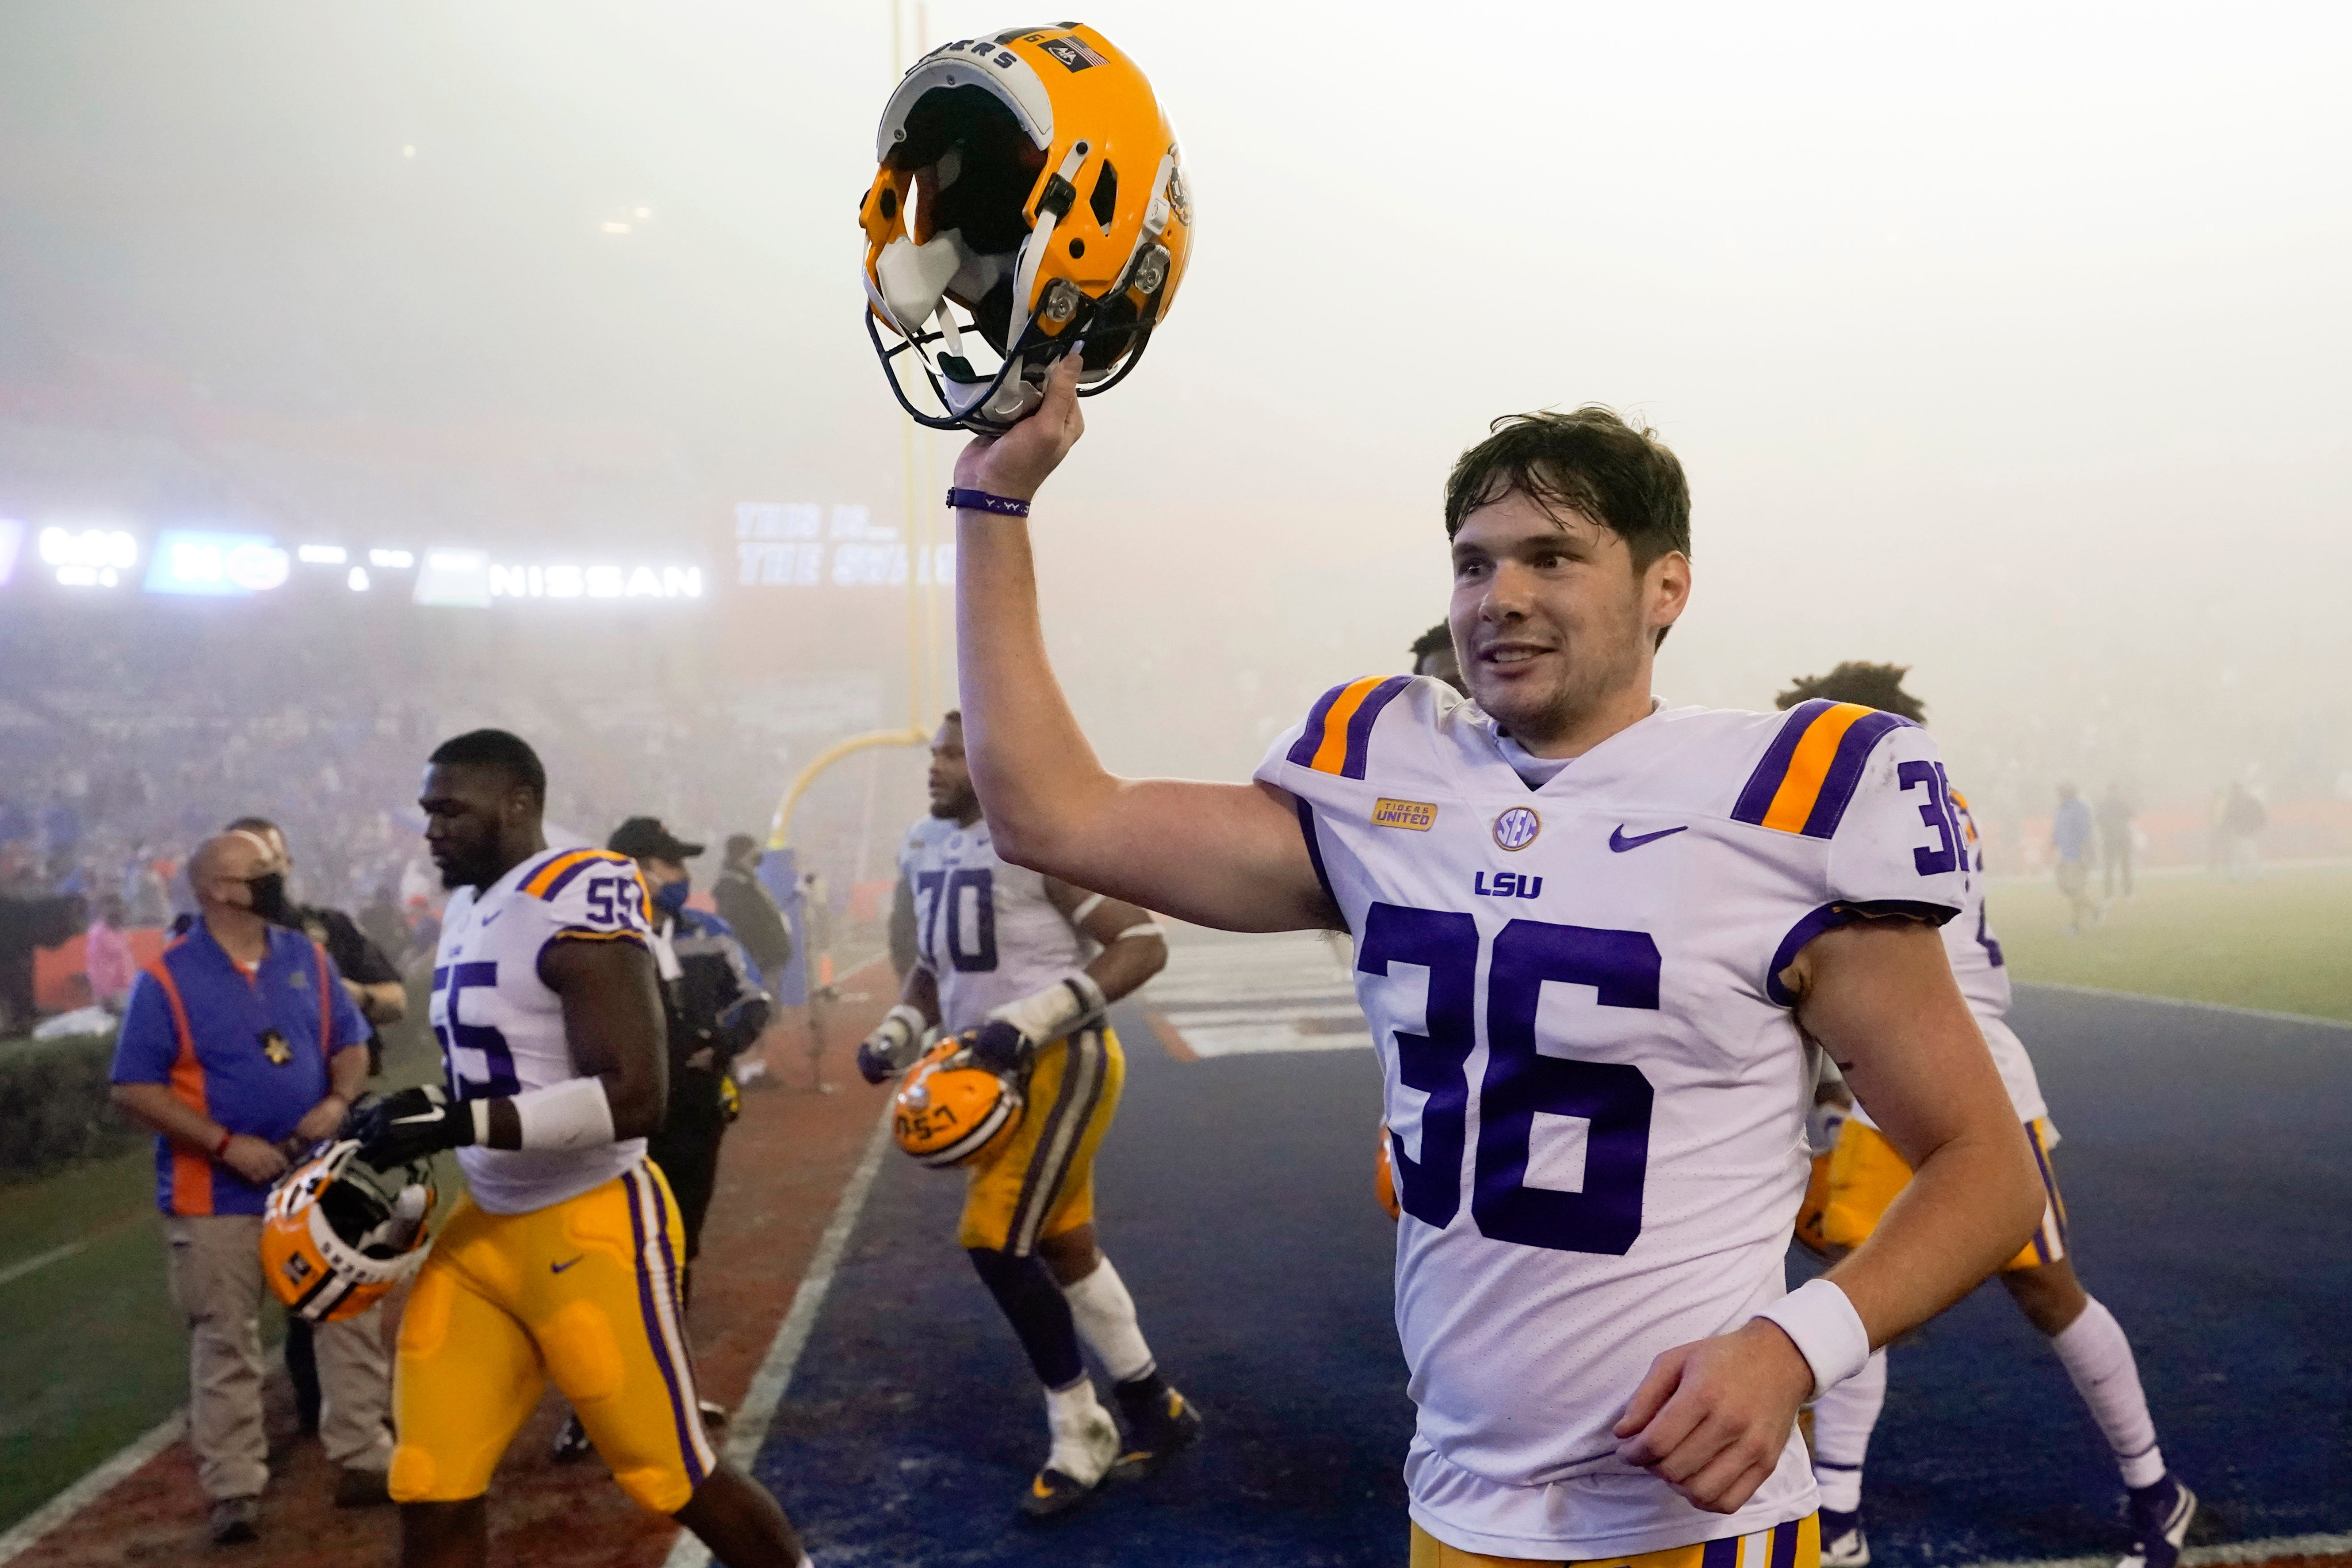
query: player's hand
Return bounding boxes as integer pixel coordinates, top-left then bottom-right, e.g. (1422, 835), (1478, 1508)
(856, 1004), (927, 1085)
(963, 1018), (1035, 1075)
(953, 353), (1083, 502)
(1611, 1320), (1815, 1514)
(350, 1083), (477, 1167)
(220, 1133), (289, 1185)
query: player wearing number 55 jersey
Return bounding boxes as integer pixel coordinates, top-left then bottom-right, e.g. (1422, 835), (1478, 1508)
(943, 360), (2045, 1568)
(857, 710), (1199, 1519)
(354, 730), (811, 1568)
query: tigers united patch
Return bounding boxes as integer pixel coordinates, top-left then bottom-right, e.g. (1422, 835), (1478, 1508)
(1371, 798), (1438, 832)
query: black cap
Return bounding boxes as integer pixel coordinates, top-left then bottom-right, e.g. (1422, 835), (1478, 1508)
(608, 817), (704, 862)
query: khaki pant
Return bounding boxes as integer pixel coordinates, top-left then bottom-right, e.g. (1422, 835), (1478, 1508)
(164, 1214), (394, 1500)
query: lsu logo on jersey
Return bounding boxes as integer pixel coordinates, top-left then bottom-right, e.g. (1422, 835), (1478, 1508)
(1372, 797), (1438, 832)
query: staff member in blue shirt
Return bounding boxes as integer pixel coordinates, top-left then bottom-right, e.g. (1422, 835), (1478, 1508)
(109, 831), (391, 1546)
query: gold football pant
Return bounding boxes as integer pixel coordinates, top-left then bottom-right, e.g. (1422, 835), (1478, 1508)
(389, 1162), (718, 1513)
(1411, 1513), (1818, 1568)
(957, 1026), (1125, 1256)
(1817, 1117), (2067, 1272)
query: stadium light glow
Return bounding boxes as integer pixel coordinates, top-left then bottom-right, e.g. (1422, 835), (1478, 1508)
(39, 526), (138, 588)
(369, 548), (414, 569)
(298, 544), (348, 565)
(145, 529), (292, 596)
(602, 221), (631, 235)
(348, 567), (371, 592)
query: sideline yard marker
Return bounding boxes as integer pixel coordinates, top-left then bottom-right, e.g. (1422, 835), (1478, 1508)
(2020, 981), (2352, 1033)
(0, 1412), (186, 1565)
(1954, 1532), (2352, 1568)
(660, 1107), (895, 1568)
(0, 1241), (85, 1291)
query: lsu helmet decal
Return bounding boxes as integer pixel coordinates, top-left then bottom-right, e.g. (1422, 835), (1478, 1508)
(892, 1039), (1024, 1168)
(860, 22), (1192, 431)
(261, 1139), (436, 1322)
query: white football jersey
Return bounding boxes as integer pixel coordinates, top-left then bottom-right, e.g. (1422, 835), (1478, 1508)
(429, 846), (654, 1215)
(1258, 677), (1973, 1560)
(1853, 782), (2049, 1133)
(899, 816), (1090, 1034)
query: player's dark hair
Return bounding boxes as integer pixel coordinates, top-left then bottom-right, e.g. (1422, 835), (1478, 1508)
(1774, 662), (1927, 725)
(1408, 623), (1451, 664)
(223, 815), (279, 837)
(428, 729), (547, 802)
(1444, 407), (1691, 571)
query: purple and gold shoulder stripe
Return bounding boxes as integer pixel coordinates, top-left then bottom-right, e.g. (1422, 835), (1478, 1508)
(1732, 700), (1915, 839)
(1287, 676), (1412, 781)
(521, 849), (633, 902)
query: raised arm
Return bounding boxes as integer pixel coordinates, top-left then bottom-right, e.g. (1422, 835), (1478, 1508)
(952, 358), (1335, 934)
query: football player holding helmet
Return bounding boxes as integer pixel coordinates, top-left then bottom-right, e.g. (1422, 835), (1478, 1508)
(860, 22), (1191, 431)
(857, 710), (1201, 1518)
(262, 1135), (436, 1323)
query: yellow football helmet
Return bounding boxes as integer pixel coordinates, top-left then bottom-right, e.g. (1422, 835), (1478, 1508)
(892, 1040), (1024, 1168)
(860, 22), (1193, 431)
(260, 1139), (436, 1322)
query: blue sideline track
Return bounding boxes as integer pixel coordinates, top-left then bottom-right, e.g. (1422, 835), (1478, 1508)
(751, 986), (2352, 1568)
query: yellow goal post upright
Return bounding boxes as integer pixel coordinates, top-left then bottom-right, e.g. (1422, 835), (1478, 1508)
(766, 0), (944, 855)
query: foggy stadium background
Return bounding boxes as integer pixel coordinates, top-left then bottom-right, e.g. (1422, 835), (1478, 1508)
(5, 0), (2350, 916)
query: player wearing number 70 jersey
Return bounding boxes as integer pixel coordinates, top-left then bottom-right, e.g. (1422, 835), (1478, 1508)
(352, 729), (811, 1568)
(857, 710), (1199, 1520)
(943, 358), (2046, 1567)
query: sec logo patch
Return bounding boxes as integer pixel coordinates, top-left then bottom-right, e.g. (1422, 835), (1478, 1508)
(1492, 807), (1541, 851)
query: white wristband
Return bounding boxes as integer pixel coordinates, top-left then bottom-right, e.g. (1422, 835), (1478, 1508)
(1755, 1278), (1871, 1399)
(510, 1077), (618, 1152)
(990, 973), (1107, 1045)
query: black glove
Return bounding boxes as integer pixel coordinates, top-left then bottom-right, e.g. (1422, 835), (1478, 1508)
(857, 1005), (926, 1085)
(963, 1018), (1036, 1076)
(349, 1084), (477, 1167)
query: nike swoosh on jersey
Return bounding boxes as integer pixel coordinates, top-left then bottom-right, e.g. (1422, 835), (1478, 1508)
(479, 909), (503, 926)
(1608, 824), (1689, 852)
(551, 1255), (584, 1274)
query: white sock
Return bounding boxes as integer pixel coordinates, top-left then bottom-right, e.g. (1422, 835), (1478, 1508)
(2051, 1297), (2166, 1488)
(1060, 1256), (1156, 1385)
(1043, 1377), (1114, 1484)
(1810, 1347), (1887, 1514)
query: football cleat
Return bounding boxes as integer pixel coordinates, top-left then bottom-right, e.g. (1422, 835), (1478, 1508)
(261, 1140), (436, 1323)
(1021, 1381), (1118, 1519)
(892, 1041), (1023, 1167)
(2119, 1476), (2196, 1568)
(551, 1411), (593, 1464)
(1109, 1383), (1203, 1482)
(1820, 1507), (1870, 1568)
(860, 23), (1193, 432)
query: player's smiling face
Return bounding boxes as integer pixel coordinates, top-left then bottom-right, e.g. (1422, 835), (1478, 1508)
(1448, 491), (1686, 754)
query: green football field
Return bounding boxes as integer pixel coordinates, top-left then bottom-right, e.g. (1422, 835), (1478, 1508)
(2, 888), (2344, 1536)
(1988, 860), (2352, 1023)
(0, 1003), (455, 1533)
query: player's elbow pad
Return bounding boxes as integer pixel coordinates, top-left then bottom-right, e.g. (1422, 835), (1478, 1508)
(506, 1077), (618, 1152)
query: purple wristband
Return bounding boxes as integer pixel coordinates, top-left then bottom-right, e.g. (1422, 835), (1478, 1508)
(945, 487), (1032, 518)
